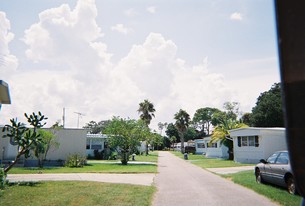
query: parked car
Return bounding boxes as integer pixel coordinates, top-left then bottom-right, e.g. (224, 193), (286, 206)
(254, 150), (297, 194)
(184, 146), (196, 154)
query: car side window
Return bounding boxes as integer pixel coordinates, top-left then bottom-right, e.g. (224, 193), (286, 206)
(275, 152), (289, 164)
(267, 152), (279, 164)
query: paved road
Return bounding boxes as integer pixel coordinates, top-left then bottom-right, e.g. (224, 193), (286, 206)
(153, 151), (278, 206)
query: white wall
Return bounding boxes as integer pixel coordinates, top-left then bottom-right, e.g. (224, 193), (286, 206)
(194, 138), (229, 159)
(1, 128), (87, 161)
(231, 128), (286, 164)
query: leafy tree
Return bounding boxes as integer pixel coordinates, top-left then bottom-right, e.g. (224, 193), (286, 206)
(211, 110), (227, 126)
(158, 122), (167, 135)
(38, 129), (59, 163)
(165, 123), (179, 139)
(223, 101), (241, 120)
(192, 107), (221, 136)
(250, 83), (284, 127)
(103, 117), (150, 165)
(211, 119), (248, 160)
(83, 120), (110, 134)
(241, 112), (252, 126)
(184, 127), (198, 141)
(169, 136), (177, 150)
(174, 109), (190, 154)
(137, 99), (156, 155)
(149, 132), (164, 150)
(2, 112), (48, 173)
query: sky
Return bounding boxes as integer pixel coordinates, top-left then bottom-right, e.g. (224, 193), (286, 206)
(0, 0), (280, 131)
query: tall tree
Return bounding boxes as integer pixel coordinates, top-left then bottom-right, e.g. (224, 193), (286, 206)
(192, 107), (221, 136)
(211, 119), (248, 160)
(103, 117), (150, 165)
(250, 83), (284, 127)
(138, 99), (156, 155)
(174, 109), (190, 154)
(83, 120), (110, 134)
(165, 123), (179, 139)
(137, 99), (156, 126)
(223, 102), (241, 120)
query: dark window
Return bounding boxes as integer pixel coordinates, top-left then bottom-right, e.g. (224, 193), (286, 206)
(276, 152), (289, 164)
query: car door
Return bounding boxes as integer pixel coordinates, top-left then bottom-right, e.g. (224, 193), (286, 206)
(262, 152), (280, 182)
(270, 152), (289, 187)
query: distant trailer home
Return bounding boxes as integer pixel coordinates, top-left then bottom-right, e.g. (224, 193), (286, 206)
(229, 127), (287, 164)
(194, 137), (229, 159)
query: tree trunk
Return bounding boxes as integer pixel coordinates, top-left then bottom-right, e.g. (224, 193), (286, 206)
(145, 142), (149, 155)
(180, 132), (185, 154)
(4, 152), (22, 173)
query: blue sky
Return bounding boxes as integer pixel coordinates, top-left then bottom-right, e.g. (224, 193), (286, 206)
(0, 0), (280, 130)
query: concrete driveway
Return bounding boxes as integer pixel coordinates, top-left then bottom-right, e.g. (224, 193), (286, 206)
(153, 151), (278, 206)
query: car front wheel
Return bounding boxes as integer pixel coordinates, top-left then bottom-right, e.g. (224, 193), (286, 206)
(287, 177), (297, 195)
(255, 168), (264, 184)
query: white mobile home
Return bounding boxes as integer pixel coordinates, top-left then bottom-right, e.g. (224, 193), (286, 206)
(194, 137), (229, 159)
(0, 128), (87, 162)
(229, 127), (287, 164)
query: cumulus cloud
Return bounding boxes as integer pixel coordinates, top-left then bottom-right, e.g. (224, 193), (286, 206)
(0, 12), (18, 77)
(111, 24), (133, 34)
(1, 0), (237, 130)
(147, 6), (156, 14)
(230, 12), (243, 21)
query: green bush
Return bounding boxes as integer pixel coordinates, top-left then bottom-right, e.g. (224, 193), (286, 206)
(0, 168), (7, 190)
(65, 154), (86, 168)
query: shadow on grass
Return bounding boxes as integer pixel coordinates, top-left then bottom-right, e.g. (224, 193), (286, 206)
(8, 181), (41, 187)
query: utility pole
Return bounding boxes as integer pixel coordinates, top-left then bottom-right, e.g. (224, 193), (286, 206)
(74, 112), (85, 128)
(62, 107), (65, 128)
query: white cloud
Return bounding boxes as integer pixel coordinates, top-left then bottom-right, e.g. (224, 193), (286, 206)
(0, 11), (18, 77)
(230, 12), (243, 21)
(147, 6), (156, 14)
(0, 0), (247, 132)
(111, 24), (133, 35)
(124, 8), (138, 17)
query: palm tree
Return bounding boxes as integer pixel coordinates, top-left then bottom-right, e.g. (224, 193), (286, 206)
(138, 99), (156, 155)
(138, 99), (156, 126)
(211, 119), (248, 160)
(174, 109), (190, 154)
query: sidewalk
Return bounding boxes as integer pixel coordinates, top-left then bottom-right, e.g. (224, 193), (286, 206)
(153, 151), (278, 206)
(7, 173), (155, 186)
(206, 165), (254, 174)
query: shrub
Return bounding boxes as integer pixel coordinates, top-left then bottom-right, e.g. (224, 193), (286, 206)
(65, 154), (86, 168)
(0, 168), (7, 190)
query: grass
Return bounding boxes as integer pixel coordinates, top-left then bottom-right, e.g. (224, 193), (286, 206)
(171, 151), (253, 168)
(8, 152), (159, 174)
(0, 181), (156, 206)
(222, 170), (302, 206)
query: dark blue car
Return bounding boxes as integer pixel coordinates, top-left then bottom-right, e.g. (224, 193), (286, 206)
(254, 151), (297, 194)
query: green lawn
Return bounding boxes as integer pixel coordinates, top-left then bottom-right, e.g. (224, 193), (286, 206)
(8, 152), (159, 174)
(0, 181), (155, 206)
(171, 151), (253, 168)
(222, 171), (302, 206)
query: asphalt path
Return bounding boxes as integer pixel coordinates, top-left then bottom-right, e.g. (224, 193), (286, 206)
(153, 151), (278, 206)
